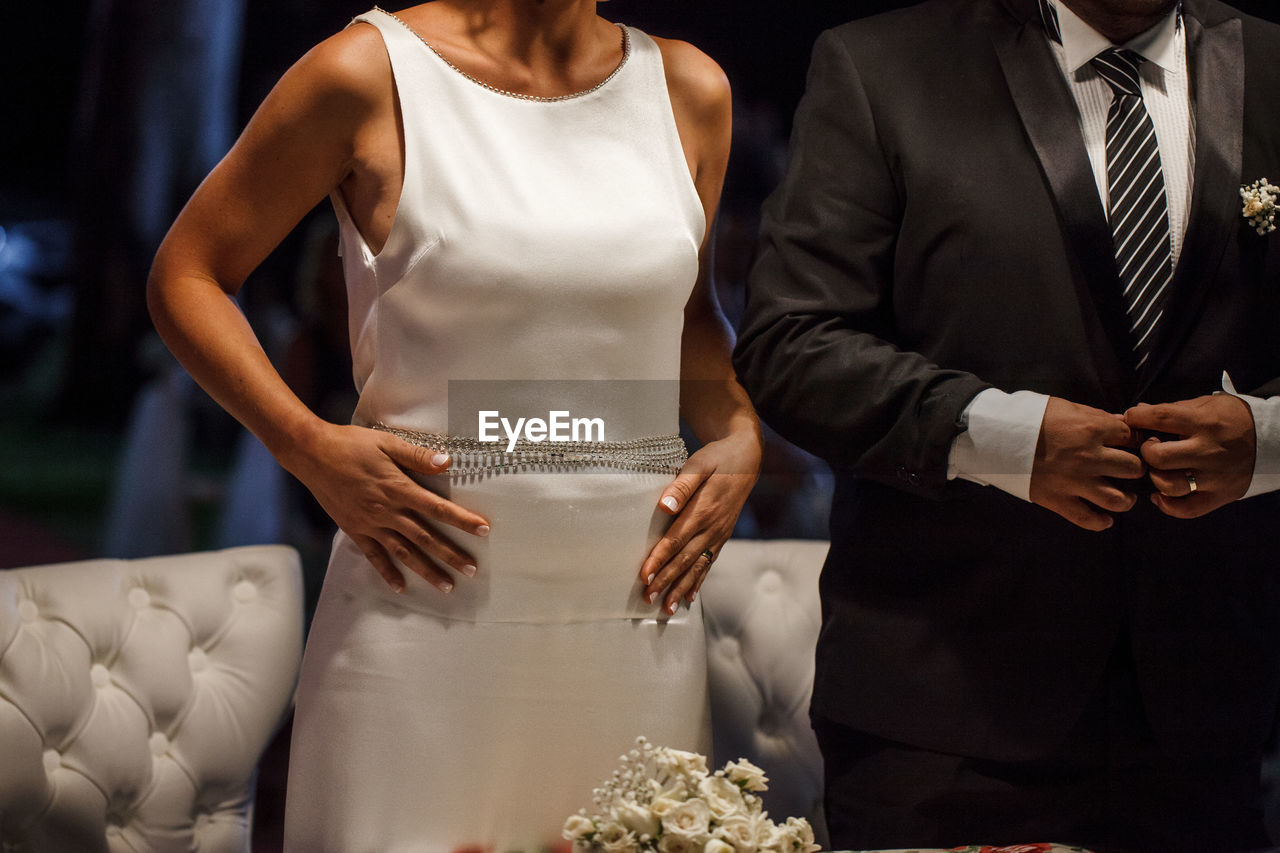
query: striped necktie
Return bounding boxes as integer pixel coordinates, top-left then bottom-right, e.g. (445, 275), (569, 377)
(1038, 0), (1062, 44)
(1091, 48), (1173, 368)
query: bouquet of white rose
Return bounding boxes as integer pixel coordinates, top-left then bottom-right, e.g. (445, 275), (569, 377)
(562, 737), (820, 853)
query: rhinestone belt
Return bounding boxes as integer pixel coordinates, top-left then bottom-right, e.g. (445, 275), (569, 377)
(370, 423), (687, 477)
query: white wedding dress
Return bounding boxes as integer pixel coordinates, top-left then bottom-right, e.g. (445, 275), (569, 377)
(283, 9), (711, 852)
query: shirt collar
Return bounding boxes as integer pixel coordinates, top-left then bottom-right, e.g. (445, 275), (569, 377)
(1046, 0), (1182, 75)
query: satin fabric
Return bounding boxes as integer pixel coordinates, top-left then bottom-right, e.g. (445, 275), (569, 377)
(284, 10), (710, 851)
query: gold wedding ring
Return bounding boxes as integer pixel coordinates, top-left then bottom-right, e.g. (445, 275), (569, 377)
(1185, 471), (1198, 494)
(700, 549), (715, 563)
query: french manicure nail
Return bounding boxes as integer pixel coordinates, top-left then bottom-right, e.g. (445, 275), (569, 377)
(476, 524), (490, 537)
(646, 572), (655, 584)
(647, 591), (657, 604)
(431, 453), (450, 467)
(661, 496), (679, 512)
(393, 584), (405, 594)
(461, 564), (477, 577)
(440, 581), (454, 593)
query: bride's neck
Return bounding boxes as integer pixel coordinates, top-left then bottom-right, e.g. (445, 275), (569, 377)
(441, 0), (606, 65)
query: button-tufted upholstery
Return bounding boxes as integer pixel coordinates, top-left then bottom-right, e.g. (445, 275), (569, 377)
(0, 545), (303, 852)
(700, 539), (829, 839)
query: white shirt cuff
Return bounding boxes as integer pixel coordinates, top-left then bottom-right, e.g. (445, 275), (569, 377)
(946, 388), (1051, 503)
(1219, 371), (1280, 499)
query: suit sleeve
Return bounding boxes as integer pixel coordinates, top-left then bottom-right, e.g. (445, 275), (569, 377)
(733, 29), (991, 497)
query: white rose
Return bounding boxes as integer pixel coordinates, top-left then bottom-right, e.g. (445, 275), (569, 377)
(651, 748), (681, 775)
(697, 775), (746, 821)
(658, 833), (705, 853)
(760, 823), (790, 853)
(712, 814), (757, 853)
(655, 748), (709, 782)
(562, 814), (596, 841)
(662, 798), (713, 839)
(765, 817), (818, 853)
(749, 812), (775, 846)
(723, 759), (769, 792)
(785, 817), (819, 853)
(1246, 197), (1267, 218)
(616, 801), (662, 838)
(650, 795), (684, 820)
(704, 840), (735, 853)
(595, 821), (640, 853)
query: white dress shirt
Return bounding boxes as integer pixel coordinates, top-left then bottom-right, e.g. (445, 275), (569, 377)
(947, 0), (1280, 500)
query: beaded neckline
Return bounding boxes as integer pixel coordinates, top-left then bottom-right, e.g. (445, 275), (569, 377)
(375, 7), (631, 103)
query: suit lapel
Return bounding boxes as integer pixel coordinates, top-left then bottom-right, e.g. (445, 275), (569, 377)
(988, 0), (1134, 404)
(1137, 5), (1244, 395)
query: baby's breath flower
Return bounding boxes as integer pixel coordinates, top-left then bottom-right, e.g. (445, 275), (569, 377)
(1241, 179), (1278, 235)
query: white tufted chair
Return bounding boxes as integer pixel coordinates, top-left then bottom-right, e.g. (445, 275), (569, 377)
(700, 539), (829, 840)
(0, 545), (303, 852)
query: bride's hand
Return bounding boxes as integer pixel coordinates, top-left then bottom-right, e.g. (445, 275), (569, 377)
(639, 430), (761, 614)
(282, 423), (491, 594)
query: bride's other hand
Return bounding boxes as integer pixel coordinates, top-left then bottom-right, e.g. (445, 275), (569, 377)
(639, 430), (761, 614)
(633, 34), (760, 615)
(281, 422), (491, 594)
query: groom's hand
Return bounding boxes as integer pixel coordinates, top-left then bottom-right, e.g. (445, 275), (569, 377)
(1124, 395), (1255, 518)
(1029, 397), (1144, 531)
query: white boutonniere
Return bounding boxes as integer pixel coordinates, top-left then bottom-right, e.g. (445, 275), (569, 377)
(1240, 179), (1278, 235)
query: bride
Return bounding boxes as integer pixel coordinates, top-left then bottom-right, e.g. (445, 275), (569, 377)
(147, 0), (762, 849)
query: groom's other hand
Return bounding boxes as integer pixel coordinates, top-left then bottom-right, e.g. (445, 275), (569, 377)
(1125, 396), (1256, 518)
(1030, 397), (1144, 531)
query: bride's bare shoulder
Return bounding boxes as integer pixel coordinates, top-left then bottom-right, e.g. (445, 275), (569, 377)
(278, 16), (396, 113)
(647, 34), (731, 123)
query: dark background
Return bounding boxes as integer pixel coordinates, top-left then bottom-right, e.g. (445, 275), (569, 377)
(6, 0), (1280, 206)
(4, 0), (886, 207)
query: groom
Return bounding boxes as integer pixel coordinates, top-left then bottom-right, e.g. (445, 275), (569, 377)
(734, 0), (1280, 848)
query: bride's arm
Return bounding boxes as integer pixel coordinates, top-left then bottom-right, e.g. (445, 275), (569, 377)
(639, 37), (763, 614)
(148, 27), (488, 594)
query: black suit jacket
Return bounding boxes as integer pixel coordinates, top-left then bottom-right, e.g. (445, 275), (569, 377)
(734, 0), (1280, 762)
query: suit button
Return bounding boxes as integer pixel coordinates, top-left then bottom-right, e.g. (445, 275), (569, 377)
(908, 473), (922, 487)
(896, 466), (910, 482)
